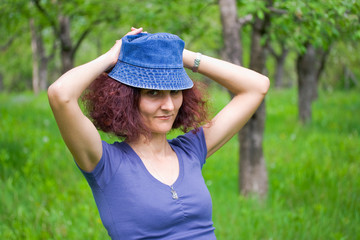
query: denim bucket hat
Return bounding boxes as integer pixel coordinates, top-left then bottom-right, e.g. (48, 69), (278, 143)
(108, 32), (193, 90)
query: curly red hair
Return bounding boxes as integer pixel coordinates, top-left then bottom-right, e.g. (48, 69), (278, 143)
(82, 73), (209, 142)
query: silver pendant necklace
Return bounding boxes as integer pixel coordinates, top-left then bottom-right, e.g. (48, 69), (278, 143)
(170, 185), (178, 200)
(149, 162), (179, 200)
(135, 147), (179, 200)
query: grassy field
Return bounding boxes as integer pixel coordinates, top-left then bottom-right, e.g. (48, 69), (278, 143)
(0, 87), (359, 239)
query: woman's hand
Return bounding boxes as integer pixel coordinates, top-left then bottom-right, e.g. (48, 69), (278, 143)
(106, 27), (144, 67)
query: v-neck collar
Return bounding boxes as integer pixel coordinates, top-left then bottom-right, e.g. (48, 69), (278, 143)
(122, 141), (184, 191)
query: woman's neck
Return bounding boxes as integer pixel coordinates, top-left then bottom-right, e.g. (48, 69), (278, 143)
(127, 133), (179, 186)
(127, 133), (172, 157)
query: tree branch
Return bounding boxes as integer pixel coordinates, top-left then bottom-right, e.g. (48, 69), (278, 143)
(238, 14), (253, 27)
(71, 13), (120, 57)
(199, 0), (217, 16)
(46, 39), (57, 62)
(0, 36), (16, 52)
(71, 27), (92, 58)
(316, 46), (331, 81)
(267, 45), (279, 59)
(1, 25), (28, 52)
(268, 7), (288, 15)
(31, 0), (59, 35)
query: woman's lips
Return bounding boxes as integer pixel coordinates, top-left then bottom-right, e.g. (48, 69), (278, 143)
(155, 115), (173, 120)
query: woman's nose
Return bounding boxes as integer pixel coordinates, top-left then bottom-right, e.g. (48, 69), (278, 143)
(160, 93), (175, 111)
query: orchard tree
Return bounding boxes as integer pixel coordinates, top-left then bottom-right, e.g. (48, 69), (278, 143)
(31, 0), (121, 73)
(219, 0), (276, 197)
(264, 0), (359, 122)
(29, 10), (57, 94)
(282, 0), (360, 123)
(1, 0), (221, 92)
(268, 44), (289, 88)
(1, 0), (122, 92)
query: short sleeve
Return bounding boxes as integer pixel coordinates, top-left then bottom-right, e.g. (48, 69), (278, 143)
(78, 141), (123, 189)
(171, 127), (208, 167)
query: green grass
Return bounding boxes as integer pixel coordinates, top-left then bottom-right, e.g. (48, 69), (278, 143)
(1, 88), (359, 239)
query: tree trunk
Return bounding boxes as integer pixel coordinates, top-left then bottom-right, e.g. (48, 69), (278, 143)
(219, 0), (270, 198)
(273, 46), (289, 89)
(59, 15), (74, 73)
(313, 47), (330, 101)
(343, 66), (359, 89)
(39, 58), (48, 90)
(239, 101), (267, 196)
(296, 43), (328, 123)
(30, 18), (48, 94)
(239, 7), (271, 198)
(30, 18), (40, 94)
(0, 73), (3, 92)
(219, 0), (242, 66)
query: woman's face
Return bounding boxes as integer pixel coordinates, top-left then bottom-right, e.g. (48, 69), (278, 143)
(139, 89), (183, 135)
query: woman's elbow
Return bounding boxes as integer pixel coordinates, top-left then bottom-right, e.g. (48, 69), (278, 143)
(47, 82), (71, 107)
(261, 76), (270, 96)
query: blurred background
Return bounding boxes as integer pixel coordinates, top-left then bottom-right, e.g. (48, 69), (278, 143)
(1, 0), (359, 239)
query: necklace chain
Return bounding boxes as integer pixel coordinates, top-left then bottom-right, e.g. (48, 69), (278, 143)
(135, 148), (179, 200)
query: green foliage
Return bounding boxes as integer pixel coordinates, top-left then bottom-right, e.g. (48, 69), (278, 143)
(1, 0), (223, 91)
(0, 38), (34, 91)
(1, 0), (359, 92)
(1, 88), (359, 239)
(268, 0), (360, 53)
(0, 1), (33, 91)
(121, 0), (221, 53)
(322, 41), (360, 90)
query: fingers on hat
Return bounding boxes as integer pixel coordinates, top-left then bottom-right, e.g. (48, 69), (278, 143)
(127, 27), (143, 36)
(131, 27), (143, 31)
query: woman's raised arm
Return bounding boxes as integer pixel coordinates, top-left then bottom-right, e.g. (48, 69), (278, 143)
(48, 28), (143, 171)
(183, 49), (270, 157)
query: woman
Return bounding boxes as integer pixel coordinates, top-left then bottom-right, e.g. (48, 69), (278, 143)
(48, 27), (269, 239)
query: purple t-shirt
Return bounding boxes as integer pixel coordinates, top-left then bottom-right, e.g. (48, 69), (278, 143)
(80, 128), (216, 239)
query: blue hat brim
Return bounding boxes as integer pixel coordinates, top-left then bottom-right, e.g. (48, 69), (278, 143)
(108, 61), (193, 90)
